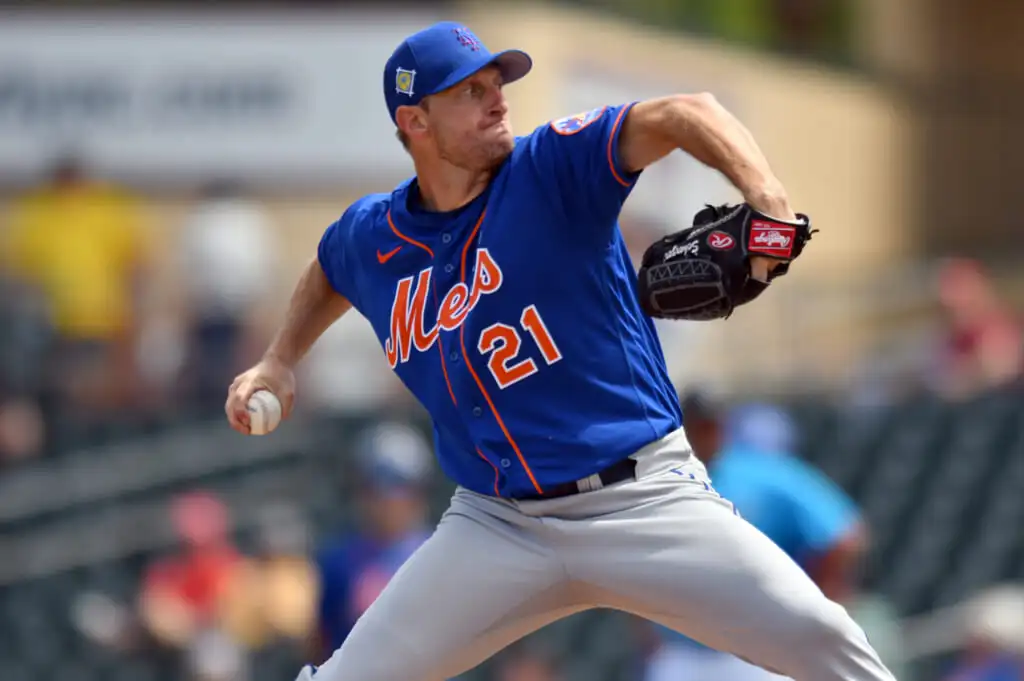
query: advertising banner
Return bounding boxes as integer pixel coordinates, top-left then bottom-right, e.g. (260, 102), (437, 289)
(0, 11), (443, 186)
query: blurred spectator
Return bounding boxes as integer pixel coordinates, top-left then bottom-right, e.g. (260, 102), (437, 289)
(0, 272), (52, 389)
(0, 274), (49, 463)
(931, 258), (1023, 400)
(301, 315), (412, 415)
(939, 585), (1024, 681)
(642, 394), (890, 681)
(220, 503), (319, 653)
(1, 154), (151, 417)
(718, 400), (871, 602)
(0, 398), (45, 465)
(310, 421), (434, 662)
(175, 180), (279, 411)
(71, 497), (317, 679)
(137, 490), (249, 681)
(676, 389), (725, 464)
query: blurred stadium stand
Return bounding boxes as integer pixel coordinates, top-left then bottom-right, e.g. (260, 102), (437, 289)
(1, 383), (1023, 681)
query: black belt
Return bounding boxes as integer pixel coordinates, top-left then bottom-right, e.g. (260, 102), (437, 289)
(515, 458), (637, 501)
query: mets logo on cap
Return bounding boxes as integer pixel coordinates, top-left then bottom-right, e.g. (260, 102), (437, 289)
(452, 27), (482, 51)
(395, 68), (416, 96)
(550, 106), (606, 135)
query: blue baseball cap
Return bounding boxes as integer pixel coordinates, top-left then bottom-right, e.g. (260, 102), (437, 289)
(383, 21), (532, 124)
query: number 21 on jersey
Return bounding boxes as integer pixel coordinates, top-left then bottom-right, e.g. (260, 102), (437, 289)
(385, 249), (562, 389)
(478, 304), (562, 389)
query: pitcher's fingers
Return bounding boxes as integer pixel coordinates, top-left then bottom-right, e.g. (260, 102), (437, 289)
(281, 392), (296, 420)
(228, 407), (251, 434)
(229, 418), (251, 436)
(225, 388), (252, 432)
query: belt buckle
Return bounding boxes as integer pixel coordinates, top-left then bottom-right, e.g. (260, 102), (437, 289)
(574, 472), (605, 494)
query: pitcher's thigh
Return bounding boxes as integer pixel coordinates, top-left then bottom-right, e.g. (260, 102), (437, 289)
(584, 494), (895, 681)
(311, 502), (571, 681)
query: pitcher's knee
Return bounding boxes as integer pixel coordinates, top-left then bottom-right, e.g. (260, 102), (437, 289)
(793, 601), (864, 652)
(760, 601), (850, 658)
(769, 600), (892, 680)
(778, 598), (851, 639)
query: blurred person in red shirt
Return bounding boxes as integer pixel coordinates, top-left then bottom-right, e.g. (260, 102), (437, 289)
(932, 258), (1023, 399)
(138, 490), (249, 681)
(74, 493), (314, 679)
(219, 502), (319, 655)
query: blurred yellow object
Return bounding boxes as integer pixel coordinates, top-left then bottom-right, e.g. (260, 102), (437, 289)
(138, 587), (199, 649)
(219, 555), (319, 649)
(2, 181), (148, 341)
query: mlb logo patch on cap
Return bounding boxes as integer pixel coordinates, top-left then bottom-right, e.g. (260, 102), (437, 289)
(395, 68), (416, 96)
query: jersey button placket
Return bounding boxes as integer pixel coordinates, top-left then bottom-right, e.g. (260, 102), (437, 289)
(472, 406), (483, 417)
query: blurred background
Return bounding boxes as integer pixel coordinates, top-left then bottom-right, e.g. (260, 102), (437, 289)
(1, 1), (1022, 681)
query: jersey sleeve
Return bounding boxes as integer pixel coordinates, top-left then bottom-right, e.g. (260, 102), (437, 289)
(317, 203), (364, 310)
(782, 460), (861, 553)
(527, 102), (642, 229)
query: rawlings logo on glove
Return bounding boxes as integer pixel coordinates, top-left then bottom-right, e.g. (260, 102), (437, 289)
(749, 222), (797, 257)
(637, 204), (816, 321)
(708, 232), (736, 250)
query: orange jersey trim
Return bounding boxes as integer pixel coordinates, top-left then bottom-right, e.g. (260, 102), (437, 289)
(606, 105), (633, 188)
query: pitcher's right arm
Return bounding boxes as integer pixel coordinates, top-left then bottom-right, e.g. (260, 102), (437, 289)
(225, 256), (351, 434)
(265, 257), (352, 369)
(226, 202), (368, 434)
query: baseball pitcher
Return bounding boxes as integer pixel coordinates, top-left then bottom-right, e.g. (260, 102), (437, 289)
(225, 21), (896, 681)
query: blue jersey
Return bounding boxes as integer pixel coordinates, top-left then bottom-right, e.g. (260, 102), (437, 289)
(318, 103), (682, 498)
(315, 529), (430, 651)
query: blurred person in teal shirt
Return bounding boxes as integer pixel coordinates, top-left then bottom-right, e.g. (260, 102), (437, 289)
(642, 393), (880, 681)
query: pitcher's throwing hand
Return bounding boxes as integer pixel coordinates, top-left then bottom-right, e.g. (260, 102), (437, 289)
(225, 356), (295, 435)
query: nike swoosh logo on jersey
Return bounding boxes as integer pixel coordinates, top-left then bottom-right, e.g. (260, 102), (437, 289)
(377, 246), (402, 264)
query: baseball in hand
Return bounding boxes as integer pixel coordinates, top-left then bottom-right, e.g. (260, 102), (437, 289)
(246, 390), (282, 436)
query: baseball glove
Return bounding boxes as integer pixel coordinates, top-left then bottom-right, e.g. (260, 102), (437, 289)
(637, 203), (816, 321)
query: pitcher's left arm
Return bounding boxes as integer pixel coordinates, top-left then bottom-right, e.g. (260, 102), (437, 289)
(618, 94), (795, 223)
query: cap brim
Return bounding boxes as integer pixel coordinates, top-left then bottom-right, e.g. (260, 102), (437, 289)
(492, 49), (533, 86)
(430, 48), (533, 96)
